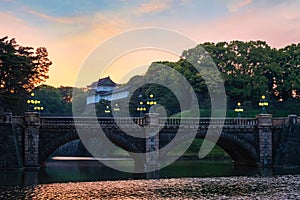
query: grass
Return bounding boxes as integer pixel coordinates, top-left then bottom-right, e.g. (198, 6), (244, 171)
(110, 138), (230, 160)
(168, 138), (230, 160)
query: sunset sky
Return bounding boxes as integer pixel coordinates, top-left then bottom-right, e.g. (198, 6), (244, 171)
(0, 0), (299, 87)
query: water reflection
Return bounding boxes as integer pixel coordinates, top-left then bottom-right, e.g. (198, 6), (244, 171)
(1, 159), (300, 186)
(40, 160), (138, 184)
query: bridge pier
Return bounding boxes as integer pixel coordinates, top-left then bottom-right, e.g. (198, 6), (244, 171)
(144, 113), (160, 178)
(256, 114), (273, 166)
(24, 112), (40, 169)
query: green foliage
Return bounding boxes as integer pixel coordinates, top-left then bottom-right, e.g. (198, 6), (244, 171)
(95, 99), (111, 117)
(128, 40), (300, 117)
(70, 87), (87, 115)
(29, 85), (87, 116)
(33, 85), (65, 114)
(202, 41), (300, 103)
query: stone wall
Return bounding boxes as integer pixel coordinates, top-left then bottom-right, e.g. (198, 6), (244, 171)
(273, 124), (300, 165)
(0, 123), (23, 168)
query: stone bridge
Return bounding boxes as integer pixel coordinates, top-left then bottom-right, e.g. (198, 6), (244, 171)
(0, 112), (299, 171)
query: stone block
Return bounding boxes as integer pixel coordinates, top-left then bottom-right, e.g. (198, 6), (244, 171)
(256, 114), (273, 126)
(144, 113), (159, 126)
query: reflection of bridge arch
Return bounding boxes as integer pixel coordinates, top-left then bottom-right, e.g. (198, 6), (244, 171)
(39, 129), (145, 167)
(160, 131), (257, 165)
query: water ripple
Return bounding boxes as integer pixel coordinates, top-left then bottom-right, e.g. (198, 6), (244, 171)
(0, 175), (299, 199)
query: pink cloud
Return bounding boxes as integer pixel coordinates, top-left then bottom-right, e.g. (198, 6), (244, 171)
(0, 12), (47, 47)
(182, 4), (300, 48)
(135, 0), (171, 15)
(227, 0), (253, 12)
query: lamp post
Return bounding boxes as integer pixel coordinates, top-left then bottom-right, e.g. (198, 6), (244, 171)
(26, 92), (44, 112)
(146, 94), (157, 113)
(113, 103), (120, 112)
(137, 101), (146, 117)
(104, 105), (111, 116)
(259, 95), (268, 114)
(234, 102), (244, 118)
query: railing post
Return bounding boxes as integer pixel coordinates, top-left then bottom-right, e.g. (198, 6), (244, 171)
(24, 112), (40, 169)
(3, 112), (12, 123)
(288, 115), (297, 125)
(256, 114), (273, 166)
(144, 113), (160, 178)
(0, 112), (12, 124)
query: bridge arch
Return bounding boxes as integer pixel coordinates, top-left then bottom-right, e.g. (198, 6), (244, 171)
(39, 129), (145, 168)
(160, 130), (257, 165)
(39, 130), (79, 164)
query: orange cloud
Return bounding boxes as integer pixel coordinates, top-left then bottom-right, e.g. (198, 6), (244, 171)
(0, 9), (134, 87)
(41, 16), (133, 87)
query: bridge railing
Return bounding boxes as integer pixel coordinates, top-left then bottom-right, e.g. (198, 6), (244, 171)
(41, 116), (257, 127)
(272, 117), (289, 126)
(41, 117), (75, 125)
(42, 117), (257, 126)
(160, 117), (257, 126)
(9, 115), (295, 127)
(40, 117), (145, 126)
(224, 118), (257, 126)
(11, 116), (24, 124)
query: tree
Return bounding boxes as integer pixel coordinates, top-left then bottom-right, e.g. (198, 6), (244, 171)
(276, 44), (300, 100)
(131, 40), (299, 115)
(29, 47), (51, 89)
(0, 36), (52, 113)
(72, 88), (87, 115)
(202, 41), (271, 103)
(34, 85), (65, 114)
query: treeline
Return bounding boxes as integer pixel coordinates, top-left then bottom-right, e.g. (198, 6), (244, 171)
(0, 36), (299, 117)
(126, 41), (300, 117)
(32, 85), (86, 115)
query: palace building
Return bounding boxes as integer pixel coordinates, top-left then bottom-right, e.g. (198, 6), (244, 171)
(86, 77), (129, 105)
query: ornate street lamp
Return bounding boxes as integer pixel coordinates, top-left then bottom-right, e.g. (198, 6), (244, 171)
(104, 105), (111, 116)
(234, 102), (244, 118)
(113, 103), (120, 112)
(137, 101), (146, 117)
(146, 94), (157, 112)
(112, 103), (121, 117)
(259, 95), (268, 114)
(26, 92), (44, 112)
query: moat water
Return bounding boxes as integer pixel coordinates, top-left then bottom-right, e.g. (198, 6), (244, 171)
(1, 159), (300, 199)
